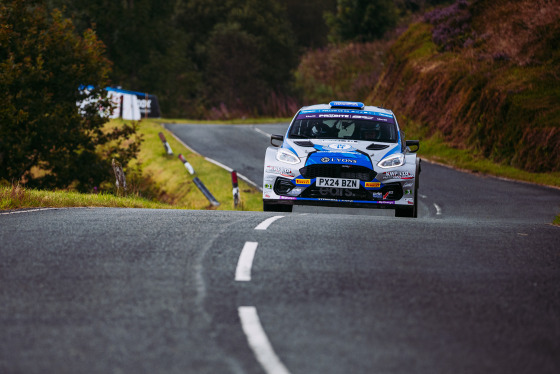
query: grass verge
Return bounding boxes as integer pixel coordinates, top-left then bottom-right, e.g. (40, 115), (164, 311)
(0, 184), (173, 210)
(403, 117), (560, 224)
(1, 118), (264, 211)
(133, 118), (263, 211)
(402, 117), (560, 188)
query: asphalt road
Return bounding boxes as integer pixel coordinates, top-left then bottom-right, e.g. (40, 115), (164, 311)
(1, 123), (559, 374)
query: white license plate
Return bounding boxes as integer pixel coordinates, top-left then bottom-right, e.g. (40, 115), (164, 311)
(316, 177), (359, 189)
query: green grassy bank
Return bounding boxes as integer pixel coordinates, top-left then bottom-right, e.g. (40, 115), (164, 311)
(0, 184), (173, 210)
(132, 119), (262, 211)
(402, 116), (560, 188)
(1, 119), (264, 211)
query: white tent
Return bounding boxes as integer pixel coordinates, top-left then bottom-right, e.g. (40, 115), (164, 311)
(108, 91), (141, 120)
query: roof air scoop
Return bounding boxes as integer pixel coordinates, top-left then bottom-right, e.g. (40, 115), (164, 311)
(329, 101), (364, 110)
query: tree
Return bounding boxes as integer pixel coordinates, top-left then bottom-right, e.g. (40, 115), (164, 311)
(176, 0), (299, 116)
(325, 0), (398, 43)
(47, 0), (301, 118)
(283, 0), (337, 49)
(204, 22), (265, 115)
(47, 0), (201, 118)
(0, 0), (141, 191)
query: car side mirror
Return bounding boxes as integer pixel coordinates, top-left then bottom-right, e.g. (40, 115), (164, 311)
(271, 134), (284, 147)
(406, 140), (420, 153)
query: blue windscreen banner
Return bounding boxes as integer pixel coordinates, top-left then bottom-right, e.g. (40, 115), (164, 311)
(105, 87), (161, 118)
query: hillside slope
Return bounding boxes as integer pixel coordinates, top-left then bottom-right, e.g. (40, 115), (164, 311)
(368, 0), (560, 172)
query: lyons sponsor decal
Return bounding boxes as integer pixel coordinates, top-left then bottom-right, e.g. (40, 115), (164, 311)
(320, 157), (357, 164)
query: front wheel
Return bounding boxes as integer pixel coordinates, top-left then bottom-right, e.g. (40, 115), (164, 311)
(395, 204), (416, 218)
(395, 165), (419, 218)
(263, 202), (293, 212)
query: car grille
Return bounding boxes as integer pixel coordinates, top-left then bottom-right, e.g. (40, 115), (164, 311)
(299, 164), (376, 181)
(274, 178), (294, 195)
(300, 185), (371, 200)
(300, 182), (403, 201)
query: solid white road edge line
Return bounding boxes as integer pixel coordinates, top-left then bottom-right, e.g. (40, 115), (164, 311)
(235, 242), (259, 282)
(254, 127), (272, 138)
(0, 208), (60, 215)
(255, 216), (284, 230)
(238, 306), (291, 374)
(434, 203), (442, 215)
(162, 123), (263, 191)
(203, 157), (262, 191)
(162, 124), (201, 155)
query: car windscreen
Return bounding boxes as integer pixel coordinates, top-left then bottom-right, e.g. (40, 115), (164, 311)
(288, 118), (398, 143)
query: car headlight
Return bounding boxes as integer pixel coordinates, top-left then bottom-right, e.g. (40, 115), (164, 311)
(377, 153), (405, 168)
(276, 148), (300, 164)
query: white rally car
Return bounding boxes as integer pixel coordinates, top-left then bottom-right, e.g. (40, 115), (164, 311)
(262, 101), (421, 217)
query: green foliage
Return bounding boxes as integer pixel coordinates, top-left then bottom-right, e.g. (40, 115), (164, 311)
(0, 0), (141, 191)
(48, 0), (201, 118)
(366, 0), (560, 172)
(294, 41), (389, 104)
(0, 183), (175, 210)
(401, 117), (560, 188)
(48, 0), (301, 118)
(283, 0), (337, 48)
(325, 0), (398, 43)
(177, 0), (299, 117)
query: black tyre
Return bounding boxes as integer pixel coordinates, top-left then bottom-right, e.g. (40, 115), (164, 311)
(263, 202), (293, 212)
(395, 205), (416, 217)
(395, 163), (419, 218)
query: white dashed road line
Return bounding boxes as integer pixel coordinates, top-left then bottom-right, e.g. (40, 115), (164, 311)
(238, 306), (291, 374)
(235, 242), (259, 282)
(235, 216), (290, 373)
(255, 216), (284, 230)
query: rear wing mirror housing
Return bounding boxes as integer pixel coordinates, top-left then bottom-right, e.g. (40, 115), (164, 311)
(271, 134), (284, 147)
(406, 140), (420, 153)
